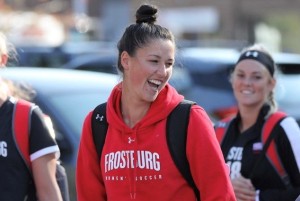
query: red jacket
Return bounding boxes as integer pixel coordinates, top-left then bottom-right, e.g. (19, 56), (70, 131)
(76, 83), (236, 201)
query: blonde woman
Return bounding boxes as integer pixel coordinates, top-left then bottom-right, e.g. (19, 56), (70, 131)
(215, 44), (300, 201)
(0, 32), (63, 201)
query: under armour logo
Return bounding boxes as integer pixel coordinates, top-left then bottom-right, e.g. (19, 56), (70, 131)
(128, 137), (135, 144)
(245, 51), (259, 58)
(95, 114), (104, 122)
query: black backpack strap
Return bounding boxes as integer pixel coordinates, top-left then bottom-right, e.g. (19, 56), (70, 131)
(91, 101), (200, 199)
(91, 102), (108, 161)
(166, 100), (200, 200)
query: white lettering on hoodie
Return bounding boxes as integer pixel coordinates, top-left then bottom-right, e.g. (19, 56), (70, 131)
(105, 150), (160, 173)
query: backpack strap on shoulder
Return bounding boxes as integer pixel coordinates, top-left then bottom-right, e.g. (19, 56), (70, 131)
(261, 111), (290, 186)
(166, 100), (200, 200)
(214, 116), (233, 145)
(12, 99), (34, 172)
(13, 99), (70, 200)
(91, 100), (200, 198)
(91, 102), (108, 161)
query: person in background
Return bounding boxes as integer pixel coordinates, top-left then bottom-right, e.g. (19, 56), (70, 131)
(215, 44), (300, 201)
(0, 32), (63, 200)
(76, 4), (236, 201)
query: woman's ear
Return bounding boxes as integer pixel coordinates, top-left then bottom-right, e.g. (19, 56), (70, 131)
(269, 77), (276, 90)
(0, 54), (8, 67)
(120, 51), (130, 70)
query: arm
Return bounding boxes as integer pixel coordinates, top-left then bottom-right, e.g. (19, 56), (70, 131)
(29, 107), (62, 201)
(32, 153), (62, 201)
(76, 112), (106, 201)
(187, 105), (236, 201)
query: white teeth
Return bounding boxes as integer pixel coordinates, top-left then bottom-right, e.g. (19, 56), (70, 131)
(241, 90), (252, 94)
(148, 79), (162, 85)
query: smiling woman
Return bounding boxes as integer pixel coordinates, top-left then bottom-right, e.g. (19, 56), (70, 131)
(120, 38), (175, 106)
(215, 44), (300, 201)
(76, 3), (235, 201)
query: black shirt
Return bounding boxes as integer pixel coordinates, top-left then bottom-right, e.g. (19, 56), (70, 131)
(218, 104), (300, 201)
(0, 97), (59, 201)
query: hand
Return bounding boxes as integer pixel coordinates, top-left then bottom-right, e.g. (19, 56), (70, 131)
(231, 175), (256, 201)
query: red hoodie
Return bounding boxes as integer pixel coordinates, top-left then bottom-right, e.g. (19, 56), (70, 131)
(76, 83), (236, 201)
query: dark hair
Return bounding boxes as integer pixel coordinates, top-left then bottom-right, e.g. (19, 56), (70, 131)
(117, 4), (175, 73)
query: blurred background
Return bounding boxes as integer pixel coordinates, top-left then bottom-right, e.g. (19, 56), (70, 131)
(1, 0), (300, 200)
(1, 0), (300, 52)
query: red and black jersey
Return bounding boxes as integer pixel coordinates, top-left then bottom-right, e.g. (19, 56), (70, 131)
(218, 104), (300, 201)
(0, 97), (59, 200)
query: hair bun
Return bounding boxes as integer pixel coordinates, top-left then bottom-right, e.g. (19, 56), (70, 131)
(135, 4), (158, 24)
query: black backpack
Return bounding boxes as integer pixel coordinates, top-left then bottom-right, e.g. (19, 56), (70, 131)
(13, 99), (70, 201)
(91, 100), (200, 200)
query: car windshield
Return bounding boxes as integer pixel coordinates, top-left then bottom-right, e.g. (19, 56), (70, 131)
(47, 91), (109, 137)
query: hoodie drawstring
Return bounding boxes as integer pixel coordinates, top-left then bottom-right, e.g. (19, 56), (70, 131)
(131, 129), (138, 199)
(124, 129), (138, 199)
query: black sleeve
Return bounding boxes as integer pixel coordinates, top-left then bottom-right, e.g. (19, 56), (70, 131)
(29, 106), (59, 159)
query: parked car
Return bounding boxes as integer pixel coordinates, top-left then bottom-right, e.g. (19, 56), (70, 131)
(175, 47), (239, 120)
(10, 41), (116, 68)
(61, 53), (118, 74)
(272, 52), (300, 123)
(1, 67), (119, 201)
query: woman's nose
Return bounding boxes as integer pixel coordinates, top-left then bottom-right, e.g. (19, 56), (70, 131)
(242, 77), (251, 85)
(157, 65), (168, 76)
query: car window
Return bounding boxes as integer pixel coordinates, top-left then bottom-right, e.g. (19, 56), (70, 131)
(77, 61), (118, 74)
(278, 63), (300, 74)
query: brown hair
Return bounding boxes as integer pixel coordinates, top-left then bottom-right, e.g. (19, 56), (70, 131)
(117, 4), (175, 73)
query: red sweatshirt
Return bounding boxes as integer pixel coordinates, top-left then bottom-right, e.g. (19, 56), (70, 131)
(76, 83), (236, 201)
